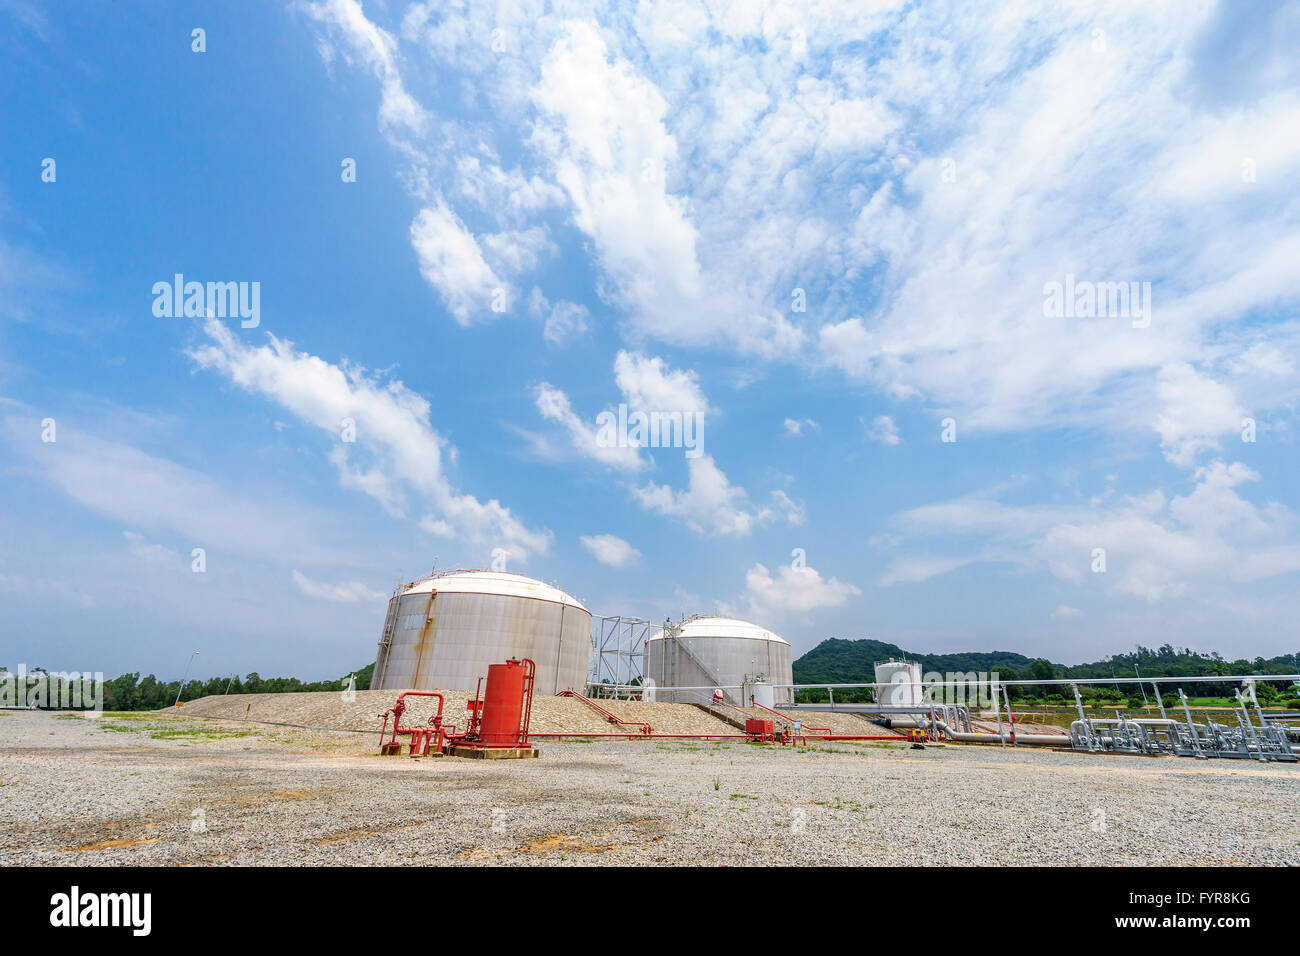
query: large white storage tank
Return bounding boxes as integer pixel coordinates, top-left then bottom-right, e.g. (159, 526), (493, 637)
(372, 570), (591, 695)
(643, 616), (793, 705)
(875, 659), (924, 707)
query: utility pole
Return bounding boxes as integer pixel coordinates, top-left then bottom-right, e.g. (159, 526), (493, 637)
(175, 650), (199, 707)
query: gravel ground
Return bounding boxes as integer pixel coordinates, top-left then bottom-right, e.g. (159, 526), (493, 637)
(168, 690), (743, 736)
(1, 709), (1295, 866)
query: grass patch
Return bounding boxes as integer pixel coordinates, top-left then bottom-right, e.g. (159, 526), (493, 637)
(100, 720), (254, 741)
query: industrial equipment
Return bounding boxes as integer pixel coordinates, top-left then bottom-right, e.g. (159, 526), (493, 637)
(379, 658), (539, 759)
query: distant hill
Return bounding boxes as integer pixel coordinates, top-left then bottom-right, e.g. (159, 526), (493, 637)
(792, 638), (1035, 684)
(792, 638), (1300, 689)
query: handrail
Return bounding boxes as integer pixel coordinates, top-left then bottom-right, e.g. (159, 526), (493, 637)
(749, 698), (830, 736)
(556, 689), (652, 735)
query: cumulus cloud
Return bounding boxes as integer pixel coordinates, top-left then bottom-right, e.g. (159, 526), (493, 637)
(531, 22), (705, 334)
(783, 417), (819, 436)
(410, 202), (511, 325)
(189, 319), (551, 561)
(302, 0), (426, 136)
(306, 1), (1300, 452)
(865, 415), (901, 446)
(885, 461), (1300, 604)
(535, 349), (797, 535)
(292, 569), (386, 603)
(634, 455), (767, 537)
(534, 382), (645, 471)
(579, 533), (641, 568)
(727, 561), (861, 623)
(1153, 363), (1243, 468)
(528, 287), (591, 345)
(613, 350), (710, 416)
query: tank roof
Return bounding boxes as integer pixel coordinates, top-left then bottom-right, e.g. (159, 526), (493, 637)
(402, 569), (588, 612)
(651, 615), (788, 645)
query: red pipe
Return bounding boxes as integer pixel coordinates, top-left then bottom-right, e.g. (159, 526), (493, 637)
(379, 690), (446, 756)
(525, 738), (759, 743)
(525, 732), (908, 742)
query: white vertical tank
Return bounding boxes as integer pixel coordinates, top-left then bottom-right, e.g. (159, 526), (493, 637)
(372, 570), (591, 695)
(875, 659), (924, 707)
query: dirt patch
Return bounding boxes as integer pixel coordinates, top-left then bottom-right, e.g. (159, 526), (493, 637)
(68, 837), (166, 851)
(524, 832), (618, 855)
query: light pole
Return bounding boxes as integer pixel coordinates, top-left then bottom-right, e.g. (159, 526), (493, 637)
(175, 650), (199, 707)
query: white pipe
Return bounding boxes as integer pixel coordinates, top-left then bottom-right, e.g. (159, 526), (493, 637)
(933, 719), (1067, 746)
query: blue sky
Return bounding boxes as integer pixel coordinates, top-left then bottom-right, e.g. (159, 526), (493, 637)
(2, 0), (1299, 680)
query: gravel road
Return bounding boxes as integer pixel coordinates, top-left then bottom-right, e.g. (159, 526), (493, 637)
(1, 709), (1294, 866)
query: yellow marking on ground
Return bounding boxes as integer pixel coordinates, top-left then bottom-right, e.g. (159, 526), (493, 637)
(69, 837), (165, 851)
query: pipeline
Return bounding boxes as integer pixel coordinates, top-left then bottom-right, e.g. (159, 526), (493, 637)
(932, 718), (1068, 746)
(525, 731), (909, 744)
(379, 690), (447, 756)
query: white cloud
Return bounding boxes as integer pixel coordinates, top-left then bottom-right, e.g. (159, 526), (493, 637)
(865, 414), (901, 446)
(878, 554), (978, 587)
(479, 225), (554, 277)
(886, 460), (1300, 604)
(2, 412), (343, 564)
(613, 350), (710, 415)
(528, 288), (591, 345)
(783, 417), (818, 436)
(579, 533), (641, 568)
(455, 156), (566, 225)
(305, 1), (1300, 460)
(768, 489), (805, 526)
(534, 349), (796, 536)
(1153, 363), (1243, 468)
(531, 22), (702, 315)
(1051, 604), (1083, 620)
(291, 569), (385, 603)
(727, 561), (861, 622)
(122, 531), (182, 568)
(303, 0), (426, 136)
(189, 318), (551, 561)
(529, 20), (803, 357)
(410, 201), (510, 325)
(544, 300), (590, 345)
(635, 455), (768, 537)
(533, 383), (645, 471)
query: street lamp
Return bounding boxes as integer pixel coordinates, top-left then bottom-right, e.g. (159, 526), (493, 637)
(175, 650), (199, 707)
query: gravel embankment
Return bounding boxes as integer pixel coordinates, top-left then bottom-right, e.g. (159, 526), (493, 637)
(1, 709), (1295, 866)
(168, 690), (743, 736)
